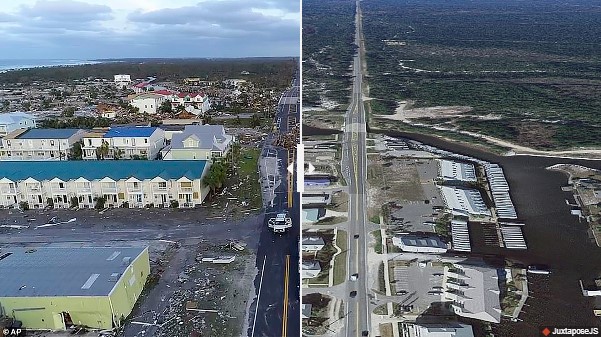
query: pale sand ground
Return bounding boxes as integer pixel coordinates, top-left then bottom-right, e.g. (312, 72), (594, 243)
(374, 101), (601, 160)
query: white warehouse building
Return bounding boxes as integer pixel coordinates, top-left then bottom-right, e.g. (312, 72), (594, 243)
(438, 159), (477, 183)
(439, 186), (490, 217)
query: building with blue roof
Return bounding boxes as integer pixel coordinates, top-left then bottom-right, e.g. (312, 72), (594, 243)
(0, 128), (85, 161)
(82, 126), (165, 160)
(0, 160), (209, 209)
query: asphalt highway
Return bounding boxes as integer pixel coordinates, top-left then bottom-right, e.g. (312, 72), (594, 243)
(341, 2), (371, 336)
(247, 75), (300, 337)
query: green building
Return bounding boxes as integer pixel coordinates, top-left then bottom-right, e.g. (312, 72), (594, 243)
(0, 247), (150, 330)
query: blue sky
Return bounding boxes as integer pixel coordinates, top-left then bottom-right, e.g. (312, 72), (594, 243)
(0, 0), (300, 59)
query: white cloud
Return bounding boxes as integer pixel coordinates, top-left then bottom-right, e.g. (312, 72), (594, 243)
(0, 0), (300, 59)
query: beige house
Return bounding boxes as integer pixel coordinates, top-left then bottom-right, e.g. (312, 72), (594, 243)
(161, 125), (233, 161)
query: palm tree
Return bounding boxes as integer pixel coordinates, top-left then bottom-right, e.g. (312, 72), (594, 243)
(203, 161), (228, 197)
(96, 140), (110, 159)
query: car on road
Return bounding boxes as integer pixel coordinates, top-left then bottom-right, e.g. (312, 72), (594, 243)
(362, 331), (369, 336)
(350, 273), (359, 281)
(350, 291), (357, 298)
(354, 234), (360, 239)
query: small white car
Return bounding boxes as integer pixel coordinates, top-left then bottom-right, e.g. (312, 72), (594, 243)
(350, 273), (359, 281)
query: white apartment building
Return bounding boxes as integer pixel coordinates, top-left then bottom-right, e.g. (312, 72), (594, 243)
(128, 92), (169, 114)
(0, 128), (85, 161)
(82, 126), (166, 160)
(0, 112), (37, 136)
(169, 92), (211, 115)
(0, 160), (210, 209)
(443, 262), (502, 323)
(114, 74), (131, 89)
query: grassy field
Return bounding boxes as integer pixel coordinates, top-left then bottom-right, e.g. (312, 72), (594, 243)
(235, 147), (262, 209)
(332, 230), (348, 285)
(372, 230), (383, 254)
(362, 0), (601, 150)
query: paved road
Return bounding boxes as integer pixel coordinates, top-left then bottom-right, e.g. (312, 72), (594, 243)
(248, 75), (300, 337)
(340, 2), (371, 336)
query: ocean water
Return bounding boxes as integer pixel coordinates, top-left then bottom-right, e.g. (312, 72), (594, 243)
(0, 59), (103, 72)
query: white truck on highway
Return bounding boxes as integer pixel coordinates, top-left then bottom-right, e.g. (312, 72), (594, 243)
(268, 211), (292, 233)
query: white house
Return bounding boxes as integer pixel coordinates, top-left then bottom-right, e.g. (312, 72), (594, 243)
(128, 92), (170, 114)
(161, 125), (233, 161)
(0, 112), (37, 136)
(301, 261), (322, 279)
(169, 92), (211, 115)
(82, 126), (165, 160)
(0, 160), (210, 209)
(114, 74), (131, 89)
(302, 237), (326, 252)
(0, 128), (85, 161)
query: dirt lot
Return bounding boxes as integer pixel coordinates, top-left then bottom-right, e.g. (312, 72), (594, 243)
(366, 152), (426, 217)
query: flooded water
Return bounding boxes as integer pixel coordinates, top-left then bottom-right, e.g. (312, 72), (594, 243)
(305, 124), (601, 334)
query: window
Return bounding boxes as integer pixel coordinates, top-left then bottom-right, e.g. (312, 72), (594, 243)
(158, 182), (167, 189)
(6, 140), (10, 146)
(144, 138), (148, 144)
(180, 182), (192, 188)
(133, 182), (139, 188)
(59, 182), (64, 189)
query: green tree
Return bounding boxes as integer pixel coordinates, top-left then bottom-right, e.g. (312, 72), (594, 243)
(203, 161), (228, 197)
(250, 114), (262, 128)
(94, 196), (106, 210)
(68, 141), (83, 160)
(19, 201), (29, 211)
(159, 100), (173, 114)
(95, 140), (110, 160)
(62, 106), (76, 117)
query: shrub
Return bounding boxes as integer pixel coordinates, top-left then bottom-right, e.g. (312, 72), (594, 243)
(94, 196), (106, 210)
(19, 201), (29, 211)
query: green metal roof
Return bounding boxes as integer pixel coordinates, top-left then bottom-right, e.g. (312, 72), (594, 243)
(0, 160), (208, 181)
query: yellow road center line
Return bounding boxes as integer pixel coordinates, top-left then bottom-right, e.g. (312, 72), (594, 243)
(282, 255), (290, 337)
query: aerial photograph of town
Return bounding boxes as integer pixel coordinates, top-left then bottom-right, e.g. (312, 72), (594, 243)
(0, 1), (300, 337)
(302, 0), (601, 337)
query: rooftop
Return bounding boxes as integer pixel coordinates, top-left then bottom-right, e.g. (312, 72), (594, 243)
(0, 247), (147, 297)
(0, 160), (207, 181)
(395, 234), (447, 249)
(439, 160), (477, 182)
(0, 112), (36, 124)
(104, 126), (159, 138)
(10, 128), (82, 140)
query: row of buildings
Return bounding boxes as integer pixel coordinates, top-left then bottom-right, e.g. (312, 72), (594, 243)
(0, 123), (233, 161)
(0, 113), (234, 209)
(0, 160), (210, 209)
